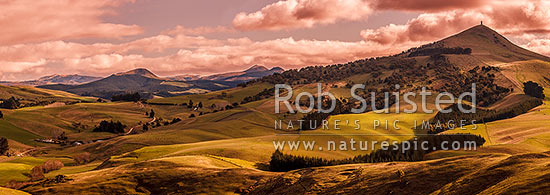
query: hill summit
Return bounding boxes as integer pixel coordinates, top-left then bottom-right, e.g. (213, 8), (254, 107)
(407, 24), (550, 63)
(115, 68), (159, 79)
(244, 65), (269, 73)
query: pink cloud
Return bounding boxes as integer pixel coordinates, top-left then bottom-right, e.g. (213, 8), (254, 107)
(0, 31), (417, 80)
(232, 0), (497, 31)
(232, 0), (372, 31)
(161, 25), (235, 36)
(524, 39), (550, 56)
(360, 11), (484, 45)
(360, 1), (550, 46)
(373, 0), (487, 12)
(0, 0), (143, 45)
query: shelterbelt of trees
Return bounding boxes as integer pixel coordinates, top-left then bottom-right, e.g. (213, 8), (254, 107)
(270, 134), (486, 172)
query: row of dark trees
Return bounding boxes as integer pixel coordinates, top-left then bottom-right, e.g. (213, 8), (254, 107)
(269, 134), (486, 172)
(408, 47), (472, 57)
(142, 117), (182, 131)
(0, 97), (20, 109)
(111, 92), (141, 102)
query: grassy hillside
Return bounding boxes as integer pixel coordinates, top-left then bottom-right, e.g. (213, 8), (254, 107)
(0, 187), (30, 195)
(249, 152), (550, 194)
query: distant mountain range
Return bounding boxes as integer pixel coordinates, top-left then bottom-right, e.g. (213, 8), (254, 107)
(167, 65), (284, 82)
(34, 65), (283, 99)
(0, 74), (101, 86)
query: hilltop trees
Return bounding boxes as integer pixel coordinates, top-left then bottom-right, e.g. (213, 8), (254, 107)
(523, 81), (545, 99)
(408, 47), (472, 57)
(0, 137), (8, 155)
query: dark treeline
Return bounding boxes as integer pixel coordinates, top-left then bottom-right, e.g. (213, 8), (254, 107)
(0, 96), (68, 109)
(244, 57), (412, 86)
(523, 81), (545, 99)
(270, 134), (486, 172)
(0, 97), (21, 109)
(427, 97), (543, 134)
(111, 92), (141, 102)
(92, 120), (126, 134)
(408, 47), (472, 57)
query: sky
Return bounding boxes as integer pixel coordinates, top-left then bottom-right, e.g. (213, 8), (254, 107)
(1, 0), (549, 81)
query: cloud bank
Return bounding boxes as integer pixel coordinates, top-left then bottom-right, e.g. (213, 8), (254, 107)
(1, 0), (549, 81)
(0, 0), (142, 45)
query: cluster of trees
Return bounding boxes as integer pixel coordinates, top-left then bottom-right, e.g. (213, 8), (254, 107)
(299, 98), (348, 130)
(0, 97), (20, 109)
(408, 47), (472, 57)
(427, 97), (543, 134)
(0, 137), (8, 155)
(73, 152), (91, 165)
(142, 117), (182, 131)
(241, 88), (275, 104)
(300, 93), (397, 130)
(432, 58), (512, 106)
(30, 160), (64, 181)
(92, 120), (126, 134)
(182, 99), (203, 109)
(523, 81), (545, 99)
(111, 92), (141, 102)
(269, 134), (485, 172)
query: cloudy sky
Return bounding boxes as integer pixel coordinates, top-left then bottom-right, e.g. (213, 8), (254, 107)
(1, 0), (549, 81)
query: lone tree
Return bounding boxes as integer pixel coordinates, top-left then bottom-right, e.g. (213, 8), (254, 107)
(0, 137), (9, 155)
(524, 81), (545, 99)
(149, 109), (155, 118)
(188, 100), (194, 108)
(0, 110), (3, 119)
